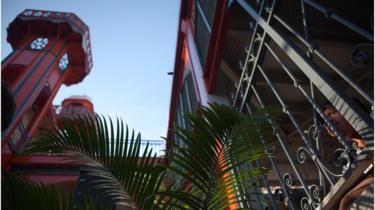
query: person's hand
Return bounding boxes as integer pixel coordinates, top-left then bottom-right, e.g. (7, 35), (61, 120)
(323, 123), (336, 137)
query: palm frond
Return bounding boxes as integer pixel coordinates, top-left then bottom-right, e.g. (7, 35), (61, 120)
(164, 103), (277, 209)
(23, 114), (165, 209)
(2, 171), (104, 210)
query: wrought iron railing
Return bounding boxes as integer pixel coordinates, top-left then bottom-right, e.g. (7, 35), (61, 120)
(138, 140), (166, 157)
(230, 0), (373, 209)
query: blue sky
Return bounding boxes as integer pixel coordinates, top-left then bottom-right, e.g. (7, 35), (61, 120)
(1, 0), (180, 140)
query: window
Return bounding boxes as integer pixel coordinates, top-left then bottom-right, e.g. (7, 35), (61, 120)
(30, 38), (48, 50)
(173, 72), (199, 146)
(194, 0), (217, 69)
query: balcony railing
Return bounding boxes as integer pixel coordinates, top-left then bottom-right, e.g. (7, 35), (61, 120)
(138, 140), (166, 157)
(230, 0), (373, 209)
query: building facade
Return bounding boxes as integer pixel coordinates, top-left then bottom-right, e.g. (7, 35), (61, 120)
(2, 9), (93, 187)
(168, 1), (373, 209)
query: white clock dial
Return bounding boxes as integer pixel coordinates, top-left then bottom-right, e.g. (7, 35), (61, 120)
(59, 53), (69, 71)
(30, 38), (48, 50)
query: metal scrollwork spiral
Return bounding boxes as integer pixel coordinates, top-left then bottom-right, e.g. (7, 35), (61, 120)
(297, 147), (307, 164)
(308, 124), (320, 140)
(333, 148), (351, 173)
(309, 184), (322, 202)
(351, 43), (373, 68)
(283, 173), (293, 187)
(300, 197), (312, 210)
(251, 37), (262, 56)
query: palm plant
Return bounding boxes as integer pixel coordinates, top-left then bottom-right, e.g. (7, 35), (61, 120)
(2, 171), (105, 210)
(7, 103), (275, 209)
(160, 103), (274, 209)
(22, 115), (166, 210)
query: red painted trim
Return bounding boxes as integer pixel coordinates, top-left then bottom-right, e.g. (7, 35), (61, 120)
(167, 0), (189, 155)
(203, 1), (230, 93)
(1, 37), (64, 146)
(26, 70), (67, 136)
(2, 50), (63, 154)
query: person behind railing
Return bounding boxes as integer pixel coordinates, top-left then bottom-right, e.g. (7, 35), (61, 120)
(321, 101), (373, 210)
(322, 102), (367, 150)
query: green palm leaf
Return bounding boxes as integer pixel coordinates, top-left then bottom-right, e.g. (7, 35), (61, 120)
(2, 171), (104, 210)
(23, 114), (165, 209)
(164, 103), (276, 209)
(18, 104), (276, 209)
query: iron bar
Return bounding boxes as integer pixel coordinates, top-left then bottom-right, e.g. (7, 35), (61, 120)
(245, 161), (267, 209)
(299, 0), (310, 41)
(251, 85), (298, 210)
(259, 167), (279, 210)
(252, 85), (315, 204)
(313, 50), (373, 105)
(287, 117), (313, 139)
(263, 42), (352, 151)
(258, 65), (333, 186)
(257, 64), (336, 186)
(237, 0), (373, 142)
(246, 104), (285, 210)
(273, 14), (374, 105)
(303, 0), (373, 42)
(273, 14), (312, 48)
(232, 0), (267, 107)
(309, 80), (325, 189)
(238, 0), (277, 111)
(262, 42), (357, 189)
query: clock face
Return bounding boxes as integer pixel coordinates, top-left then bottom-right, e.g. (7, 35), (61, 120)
(30, 38), (48, 50)
(59, 53), (69, 71)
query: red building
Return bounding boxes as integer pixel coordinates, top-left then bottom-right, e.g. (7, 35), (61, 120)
(2, 9), (93, 188)
(168, 1), (373, 209)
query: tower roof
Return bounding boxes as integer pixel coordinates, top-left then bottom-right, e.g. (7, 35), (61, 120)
(7, 9), (93, 85)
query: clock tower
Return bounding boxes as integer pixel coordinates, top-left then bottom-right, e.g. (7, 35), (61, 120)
(1, 9), (93, 170)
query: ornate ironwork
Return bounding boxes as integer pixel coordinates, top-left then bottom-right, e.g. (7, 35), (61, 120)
(333, 149), (351, 172)
(309, 184), (321, 201)
(296, 147), (307, 164)
(351, 43), (373, 68)
(300, 197), (312, 210)
(307, 124), (320, 141)
(283, 173), (293, 188)
(230, 0), (373, 209)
